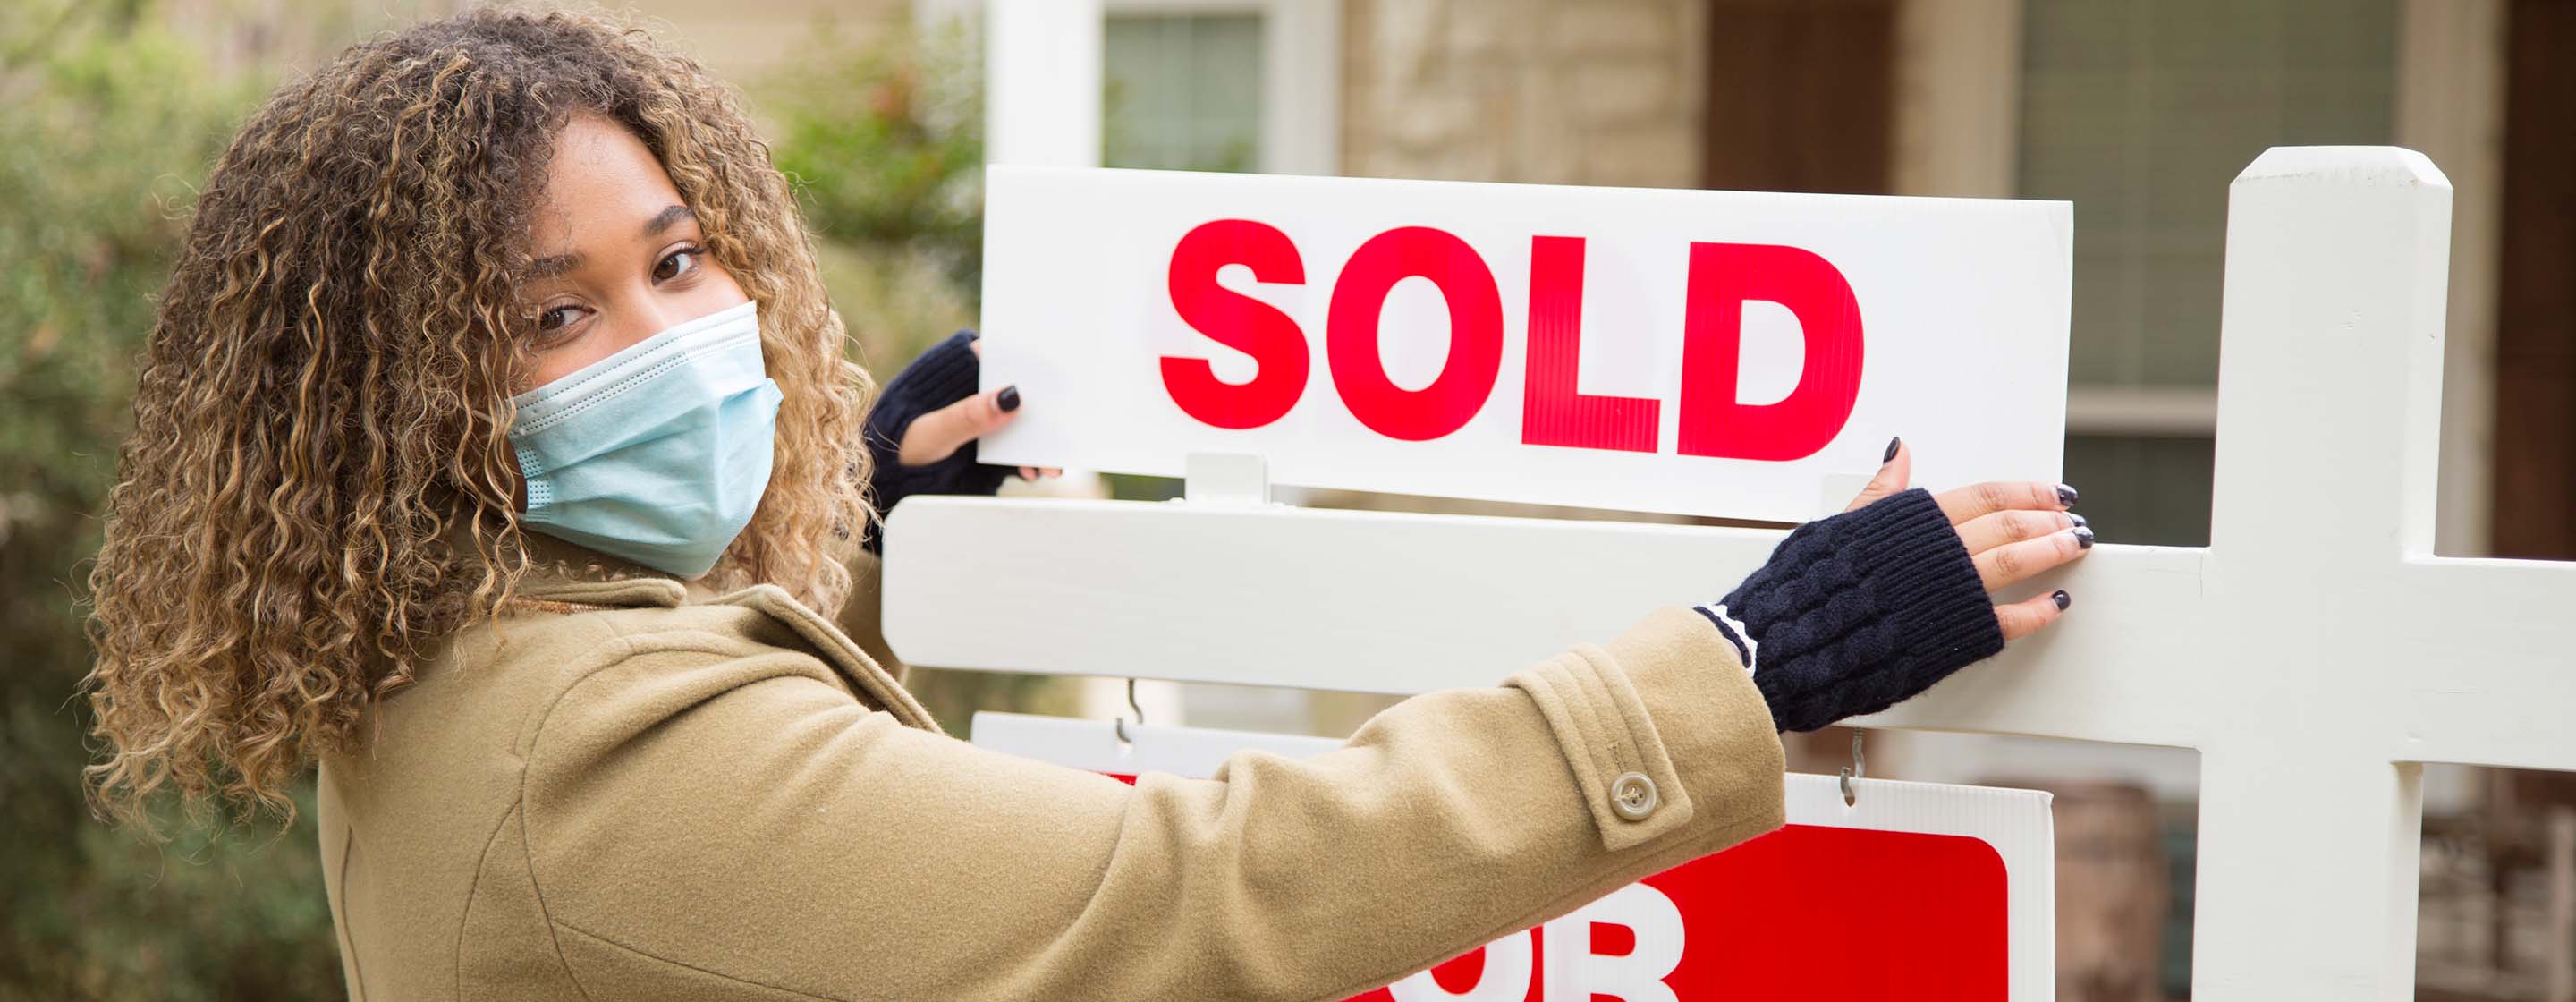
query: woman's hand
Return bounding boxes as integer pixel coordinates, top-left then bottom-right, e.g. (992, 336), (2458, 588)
(859, 331), (1059, 551)
(1701, 436), (2093, 732)
(1843, 437), (2091, 641)
(886, 335), (1060, 483)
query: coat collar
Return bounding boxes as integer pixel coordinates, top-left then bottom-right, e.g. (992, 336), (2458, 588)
(501, 529), (697, 611)
(479, 524), (945, 734)
(493, 523), (784, 610)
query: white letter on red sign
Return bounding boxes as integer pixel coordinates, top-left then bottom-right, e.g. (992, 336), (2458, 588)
(1540, 884), (1684, 1002)
(1385, 930), (1533, 1002)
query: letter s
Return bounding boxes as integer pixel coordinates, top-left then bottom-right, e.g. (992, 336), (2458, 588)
(1162, 218), (1310, 429)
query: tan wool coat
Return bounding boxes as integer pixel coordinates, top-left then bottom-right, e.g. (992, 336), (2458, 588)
(316, 532), (1787, 1001)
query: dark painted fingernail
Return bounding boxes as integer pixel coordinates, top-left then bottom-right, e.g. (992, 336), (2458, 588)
(2072, 526), (2096, 548)
(1883, 436), (1902, 463)
(2069, 512), (2089, 529)
(2052, 590), (2072, 610)
(2055, 483), (2080, 507)
(997, 385), (1021, 412)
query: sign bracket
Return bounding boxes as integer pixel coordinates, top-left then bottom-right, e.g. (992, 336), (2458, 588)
(1181, 451), (1272, 507)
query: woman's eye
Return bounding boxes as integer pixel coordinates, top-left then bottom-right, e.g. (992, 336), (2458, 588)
(654, 246), (700, 283)
(534, 304), (588, 333)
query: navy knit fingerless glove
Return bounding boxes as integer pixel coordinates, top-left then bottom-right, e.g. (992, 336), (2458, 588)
(1695, 488), (2004, 733)
(860, 330), (1014, 552)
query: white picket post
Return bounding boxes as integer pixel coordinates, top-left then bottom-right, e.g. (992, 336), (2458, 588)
(882, 146), (2576, 998)
(2185, 147), (2455, 997)
(983, 0), (1101, 169)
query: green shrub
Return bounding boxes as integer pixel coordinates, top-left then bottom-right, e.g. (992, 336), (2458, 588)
(0, 4), (347, 998)
(761, 17), (986, 368)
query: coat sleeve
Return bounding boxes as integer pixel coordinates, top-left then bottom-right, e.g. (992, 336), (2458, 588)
(517, 607), (1785, 1002)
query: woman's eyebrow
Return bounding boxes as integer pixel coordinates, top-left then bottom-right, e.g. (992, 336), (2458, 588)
(529, 251), (582, 280)
(642, 204), (693, 238)
(526, 205), (695, 279)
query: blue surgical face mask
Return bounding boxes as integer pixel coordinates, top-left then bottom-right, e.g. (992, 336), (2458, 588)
(509, 300), (781, 577)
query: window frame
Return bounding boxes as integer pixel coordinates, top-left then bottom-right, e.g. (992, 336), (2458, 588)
(1102, 0), (1342, 176)
(1888, 0), (2488, 446)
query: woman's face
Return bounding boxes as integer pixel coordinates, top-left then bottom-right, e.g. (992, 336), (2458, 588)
(515, 113), (749, 393)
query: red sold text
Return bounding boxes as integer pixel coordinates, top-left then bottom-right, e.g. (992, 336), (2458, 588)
(1159, 220), (1866, 460)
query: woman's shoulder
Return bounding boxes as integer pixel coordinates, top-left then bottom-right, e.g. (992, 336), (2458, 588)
(327, 603), (852, 810)
(436, 601), (838, 699)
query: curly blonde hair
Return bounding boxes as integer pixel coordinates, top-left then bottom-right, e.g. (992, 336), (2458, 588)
(81, 8), (875, 827)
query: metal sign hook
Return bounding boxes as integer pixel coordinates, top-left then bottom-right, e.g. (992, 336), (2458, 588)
(1838, 730), (1865, 806)
(1113, 677), (1146, 744)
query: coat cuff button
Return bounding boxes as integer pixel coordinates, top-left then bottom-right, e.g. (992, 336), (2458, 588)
(1609, 771), (1658, 821)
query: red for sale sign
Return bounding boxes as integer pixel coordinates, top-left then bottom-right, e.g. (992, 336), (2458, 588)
(974, 713), (2055, 1000)
(1348, 825), (2008, 1002)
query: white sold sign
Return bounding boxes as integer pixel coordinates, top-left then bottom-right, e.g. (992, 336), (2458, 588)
(975, 166), (2072, 522)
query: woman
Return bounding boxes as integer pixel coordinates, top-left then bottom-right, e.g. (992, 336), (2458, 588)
(81, 10), (2090, 1000)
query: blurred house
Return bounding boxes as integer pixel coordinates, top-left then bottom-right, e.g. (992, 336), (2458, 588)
(945, 0), (2568, 560)
(588, 0), (2574, 564)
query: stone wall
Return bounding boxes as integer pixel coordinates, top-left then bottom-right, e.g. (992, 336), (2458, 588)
(1340, 0), (1707, 188)
(615, 0), (912, 86)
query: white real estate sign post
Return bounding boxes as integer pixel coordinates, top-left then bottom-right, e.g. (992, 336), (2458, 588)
(886, 145), (2576, 998)
(941, 165), (2077, 997)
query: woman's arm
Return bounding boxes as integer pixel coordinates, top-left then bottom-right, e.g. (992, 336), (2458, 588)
(550, 437), (2074, 998)
(517, 605), (1778, 1002)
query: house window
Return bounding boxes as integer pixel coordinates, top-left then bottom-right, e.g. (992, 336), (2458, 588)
(1104, 13), (1266, 171)
(2019, 0), (2400, 544)
(1096, 0), (1340, 176)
